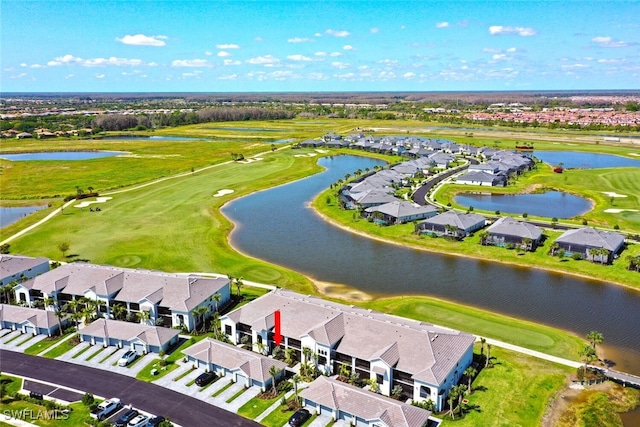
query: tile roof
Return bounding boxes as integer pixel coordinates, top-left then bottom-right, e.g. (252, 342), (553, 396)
(365, 201), (438, 219)
(225, 289), (475, 385)
(487, 217), (543, 240)
(420, 211), (486, 230)
(0, 255), (49, 280)
(0, 304), (60, 329)
(300, 376), (434, 427)
(22, 263), (229, 312)
(79, 319), (178, 347)
(183, 338), (287, 383)
(555, 227), (625, 252)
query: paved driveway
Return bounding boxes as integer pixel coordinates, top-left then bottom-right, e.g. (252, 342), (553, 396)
(0, 350), (260, 427)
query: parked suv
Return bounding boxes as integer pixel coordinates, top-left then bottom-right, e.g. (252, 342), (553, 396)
(145, 416), (166, 427)
(288, 408), (310, 426)
(127, 414), (149, 427)
(118, 350), (137, 367)
(114, 409), (139, 427)
(194, 371), (217, 387)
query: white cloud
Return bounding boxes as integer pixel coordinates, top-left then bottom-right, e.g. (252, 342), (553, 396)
(246, 55), (280, 65)
(492, 54), (508, 60)
(370, 27), (379, 34)
(64, 74), (74, 79)
(287, 54), (312, 61)
(506, 47), (517, 53)
(591, 36), (632, 48)
(116, 34), (167, 46)
(20, 63), (27, 67)
(326, 29), (350, 37)
(47, 54), (83, 66)
(343, 45), (355, 51)
(83, 57), (144, 67)
(489, 26), (536, 36)
(218, 51), (231, 57)
(378, 59), (398, 65)
(216, 43), (240, 49)
(308, 72), (328, 80)
(436, 22), (449, 28)
(10, 73), (27, 79)
(171, 59), (212, 67)
(597, 58), (625, 64)
(288, 37), (314, 43)
(95, 74), (105, 79)
(223, 59), (242, 66)
(314, 32), (322, 37)
(331, 61), (349, 69)
(403, 72), (416, 78)
(181, 70), (203, 78)
(334, 72), (355, 80)
(30, 64), (45, 69)
(205, 51), (213, 56)
(314, 51), (327, 57)
(561, 63), (589, 70)
(255, 37), (264, 42)
(218, 74), (238, 80)
(329, 52), (342, 57)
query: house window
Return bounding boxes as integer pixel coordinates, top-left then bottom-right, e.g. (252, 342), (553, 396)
(420, 386), (432, 398)
(376, 374), (384, 384)
(225, 325), (232, 335)
(257, 335), (263, 344)
(129, 303), (140, 311)
(318, 356), (327, 365)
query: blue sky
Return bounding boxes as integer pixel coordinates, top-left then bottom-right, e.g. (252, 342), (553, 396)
(2, 0), (639, 92)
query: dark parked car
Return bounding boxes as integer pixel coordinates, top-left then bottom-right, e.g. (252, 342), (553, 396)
(146, 416), (166, 427)
(194, 371), (217, 387)
(288, 408), (310, 426)
(114, 409), (139, 427)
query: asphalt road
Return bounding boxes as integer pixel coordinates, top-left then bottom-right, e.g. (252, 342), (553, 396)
(0, 350), (260, 427)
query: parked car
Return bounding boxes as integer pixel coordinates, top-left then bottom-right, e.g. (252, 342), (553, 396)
(114, 409), (139, 427)
(194, 371), (217, 387)
(145, 415), (165, 427)
(127, 414), (149, 427)
(118, 350), (138, 367)
(90, 397), (121, 420)
(288, 408), (310, 426)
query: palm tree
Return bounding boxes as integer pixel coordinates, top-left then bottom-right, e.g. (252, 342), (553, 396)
(234, 277), (244, 299)
(111, 304), (126, 321)
(210, 311), (220, 337)
(478, 231), (489, 246)
(211, 293), (222, 313)
(587, 331), (604, 355)
(302, 347), (313, 364)
(447, 386), (460, 419)
(54, 307), (65, 336)
(522, 237), (532, 251)
(43, 296), (56, 311)
(579, 344), (597, 372)
(456, 384), (468, 414)
(292, 374), (301, 407)
(255, 340), (267, 355)
(284, 348), (295, 366)
(2, 280), (20, 304)
(192, 306), (208, 333)
(139, 309), (152, 326)
(485, 343), (492, 367)
(268, 365), (281, 395)
(479, 337), (486, 356)
(464, 367), (477, 393)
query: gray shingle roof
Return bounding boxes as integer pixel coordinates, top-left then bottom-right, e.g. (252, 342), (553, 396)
(555, 227), (625, 252)
(79, 319), (178, 347)
(420, 210), (486, 230)
(365, 201), (438, 219)
(299, 376), (434, 427)
(183, 338), (287, 383)
(0, 255), (49, 280)
(0, 304), (60, 329)
(487, 217), (542, 240)
(225, 289), (475, 386)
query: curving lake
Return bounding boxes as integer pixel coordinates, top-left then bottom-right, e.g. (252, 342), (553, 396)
(0, 206), (47, 228)
(223, 155), (640, 375)
(0, 151), (125, 161)
(455, 191), (592, 218)
(535, 151), (640, 169)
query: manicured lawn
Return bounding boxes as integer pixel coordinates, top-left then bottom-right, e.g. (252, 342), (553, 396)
(440, 346), (571, 427)
(260, 405), (316, 427)
(225, 386), (248, 403)
(16, 334), (37, 346)
(0, 400), (90, 427)
(71, 344), (91, 359)
(4, 333), (23, 344)
(237, 390), (287, 418)
(137, 335), (207, 382)
(361, 296), (584, 360)
(99, 347), (119, 363)
(23, 332), (74, 356)
(84, 346), (105, 361)
(42, 334), (79, 359)
(1, 374), (23, 397)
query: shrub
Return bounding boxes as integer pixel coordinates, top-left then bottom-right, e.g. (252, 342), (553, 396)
(572, 253), (583, 260)
(81, 392), (94, 406)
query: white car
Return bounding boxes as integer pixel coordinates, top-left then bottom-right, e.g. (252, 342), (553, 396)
(118, 350), (137, 367)
(90, 397), (121, 420)
(127, 414), (149, 427)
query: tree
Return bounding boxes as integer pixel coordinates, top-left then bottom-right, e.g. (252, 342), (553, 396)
(192, 306), (208, 333)
(234, 277), (244, 298)
(0, 243), (10, 254)
(58, 241), (70, 258)
(579, 344), (597, 371)
(255, 340), (267, 355)
(54, 307), (65, 336)
(464, 367), (477, 393)
(485, 343), (492, 367)
(139, 309), (152, 326)
(292, 374), (301, 406)
(302, 347), (314, 365)
(478, 231), (490, 246)
(2, 280), (20, 304)
(111, 304), (126, 321)
(587, 331), (603, 355)
(367, 377), (381, 394)
(456, 384), (468, 414)
(447, 386), (460, 419)
(338, 363), (350, 381)
(211, 292), (222, 313)
(268, 365), (281, 394)
(479, 337), (486, 356)
(43, 296), (56, 310)
(210, 311), (220, 337)
(521, 237), (532, 251)
(391, 384), (403, 400)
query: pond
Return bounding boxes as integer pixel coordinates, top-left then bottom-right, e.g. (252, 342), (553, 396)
(534, 151), (640, 169)
(223, 155), (640, 376)
(0, 205), (47, 228)
(454, 191), (592, 218)
(100, 135), (204, 141)
(0, 151), (125, 161)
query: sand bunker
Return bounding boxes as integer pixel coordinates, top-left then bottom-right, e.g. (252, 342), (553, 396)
(294, 153), (318, 158)
(213, 189), (235, 197)
(630, 153), (640, 157)
(74, 197), (113, 208)
(315, 149), (329, 153)
(604, 208), (639, 213)
(237, 157), (263, 164)
(601, 192), (627, 198)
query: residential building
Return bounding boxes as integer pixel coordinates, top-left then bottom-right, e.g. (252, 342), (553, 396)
(220, 289), (475, 410)
(456, 171), (506, 187)
(0, 304), (66, 337)
(554, 227), (625, 263)
(485, 217), (543, 250)
(417, 211), (486, 238)
(79, 319), (180, 354)
(0, 254), (50, 286)
(300, 376), (441, 427)
(365, 201), (438, 225)
(14, 263), (230, 331)
(183, 337), (287, 391)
